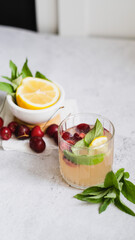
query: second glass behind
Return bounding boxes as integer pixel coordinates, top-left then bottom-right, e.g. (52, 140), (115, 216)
(58, 113), (115, 189)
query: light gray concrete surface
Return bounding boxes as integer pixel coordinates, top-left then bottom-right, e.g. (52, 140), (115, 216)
(0, 26), (135, 240)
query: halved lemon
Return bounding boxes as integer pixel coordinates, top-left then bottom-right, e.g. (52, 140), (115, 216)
(16, 77), (60, 110)
(90, 136), (108, 147)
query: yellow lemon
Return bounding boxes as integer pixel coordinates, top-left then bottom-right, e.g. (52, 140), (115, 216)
(89, 136), (108, 154)
(90, 136), (108, 147)
(16, 77), (60, 110)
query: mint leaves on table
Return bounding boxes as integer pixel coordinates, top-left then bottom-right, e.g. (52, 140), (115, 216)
(0, 59), (51, 96)
(74, 168), (135, 216)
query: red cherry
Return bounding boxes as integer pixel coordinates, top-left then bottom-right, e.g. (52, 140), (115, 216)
(103, 128), (109, 135)
(31, 126), (44, 137)
(73, 133), (82, 142)
(46, 124), (58, 137)
(30, 136), (46, 153)
(15, 125), (30, 140)
(79, 132), (85, 138)
(53, 131), (58, 144)
(0, 117), (4, 129)
(8, 121), (18, 133)
(63, 157), (77, 167)
(62, 131), (72, 140)
(67, 139), (75, 145)
(0, 127), (12, 140)
(60, 141), (70, 151)
(76, 123), (90, 133)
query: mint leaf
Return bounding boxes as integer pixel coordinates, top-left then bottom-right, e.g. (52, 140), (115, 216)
(124, 172), (130, 179)
(115, 168), (125, 181)
(84, 189), (110, 199)
(104, 189), (117, 199)
(2, 76), (11, 81)
(63, 150), (104, 165)
(12, 75), (22, 88)
(99, 198), (112, 214)
(21, 59), (33, 78)
(74, 194), (103, 203)
(9, 60), (18, 80)
(85, 119), (103, 146)
(35, 71), (51, 81)
(122, 179), (135, 204)
(82, 186), (105, 196)
(104, 171), (119, 189)
(114, 195), (135, 216)
(0, 82), (14, 94)
(71, 138), (86, 153)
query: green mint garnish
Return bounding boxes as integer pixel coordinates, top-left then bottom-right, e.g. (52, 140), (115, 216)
(74, 168), (135, 216)
(63, 150), (104, 165)
(84, 119), (103, 146)
(71, 118), (103, 154)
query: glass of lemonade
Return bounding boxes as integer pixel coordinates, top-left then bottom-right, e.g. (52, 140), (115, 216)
(58, 113), (115, 189)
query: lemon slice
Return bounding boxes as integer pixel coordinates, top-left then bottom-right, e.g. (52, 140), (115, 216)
(89, 136), (108, 154)
(16, 77), (60, 110)
(90, 136), (108, 147)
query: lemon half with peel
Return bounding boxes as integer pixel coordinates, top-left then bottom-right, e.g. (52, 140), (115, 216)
(16, 77), (60, 110)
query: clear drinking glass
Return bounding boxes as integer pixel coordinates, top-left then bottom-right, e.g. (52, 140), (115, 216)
(58, 113), (115, 189)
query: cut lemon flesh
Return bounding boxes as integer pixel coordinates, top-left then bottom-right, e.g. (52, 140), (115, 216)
(90, 136), (108, 147)
(89, 136), (108, 155)
(16, 77), (60, 110)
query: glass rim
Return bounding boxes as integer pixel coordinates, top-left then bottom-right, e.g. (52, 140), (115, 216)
(58, 112), (115, 150)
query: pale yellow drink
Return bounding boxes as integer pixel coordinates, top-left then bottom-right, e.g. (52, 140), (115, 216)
(58, 114), (115, 189)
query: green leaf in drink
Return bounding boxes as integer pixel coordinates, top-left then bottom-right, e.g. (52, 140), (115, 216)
(63, 150), (104, 165)
(71, 118), (104, 154)
(84, 119), (103, 146)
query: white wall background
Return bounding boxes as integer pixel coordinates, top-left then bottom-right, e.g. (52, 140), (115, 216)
(36, 0), (58, 33)
(36, 0), (135, 38)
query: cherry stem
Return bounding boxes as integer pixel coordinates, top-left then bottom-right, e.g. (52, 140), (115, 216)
(42, 106), (64, 129)
(0, 96), (6, 115)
